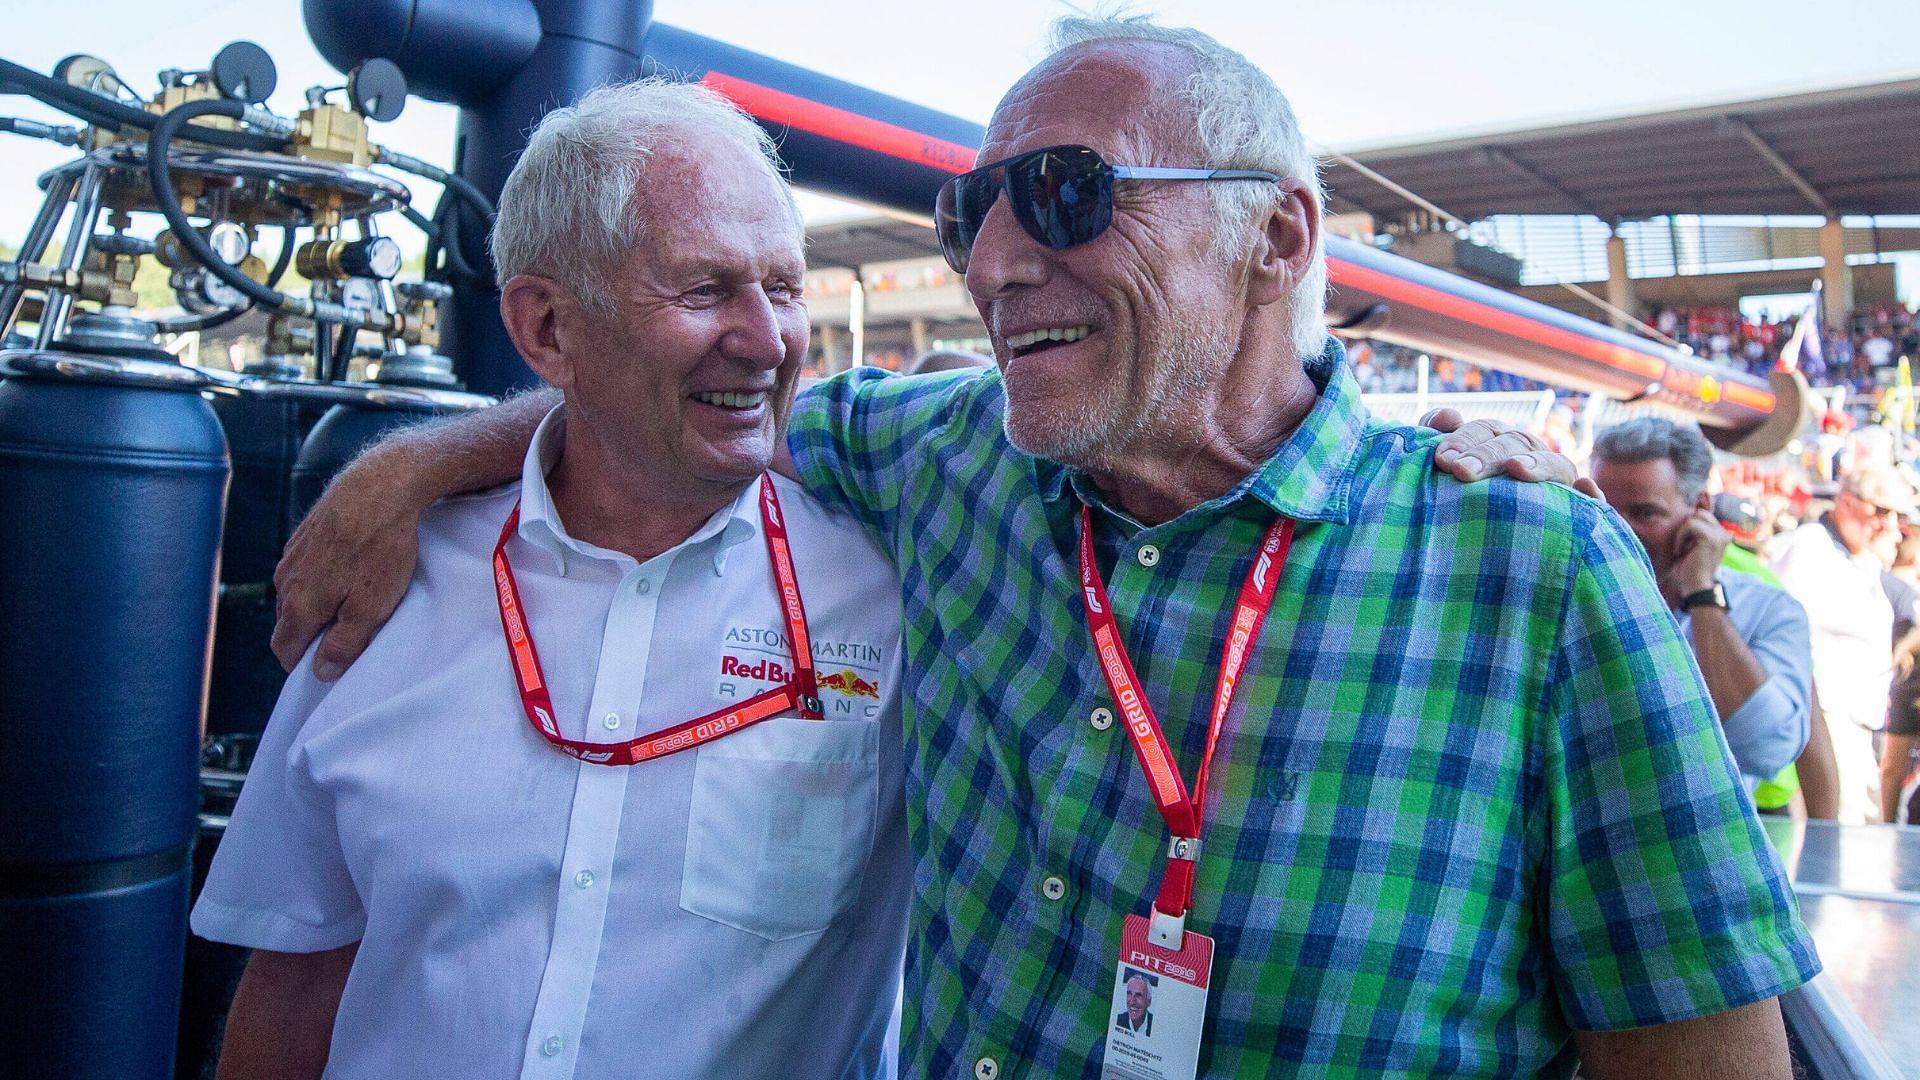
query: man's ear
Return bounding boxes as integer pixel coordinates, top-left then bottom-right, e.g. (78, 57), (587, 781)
(1695, 490), (1714, 513)
(499, 275), (582, 389)
(1245, 180), (1318, 310)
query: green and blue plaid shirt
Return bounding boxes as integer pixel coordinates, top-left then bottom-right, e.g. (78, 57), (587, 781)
(788, 341), (1818, 1078)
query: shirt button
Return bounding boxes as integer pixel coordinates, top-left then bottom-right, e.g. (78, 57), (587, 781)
(1041, 875), (1067, 901)
(634, 579), (652, 595)
(542, 1035), (563, 1057)
(574, 869), (594, 889)
(1090, 707), (1114, 731)
(974, 1057), (1000, 1080)
(1136, 544), (1160, 568)
(602, 711), (621, 730)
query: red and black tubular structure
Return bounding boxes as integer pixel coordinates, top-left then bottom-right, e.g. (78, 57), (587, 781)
(304, 0), (1806, 453)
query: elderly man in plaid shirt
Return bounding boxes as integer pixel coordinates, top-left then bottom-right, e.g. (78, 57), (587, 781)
(274, 16), (1817, 1080)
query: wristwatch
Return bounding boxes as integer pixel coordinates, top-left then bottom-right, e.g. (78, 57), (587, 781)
(1680, 582), (1730, 613)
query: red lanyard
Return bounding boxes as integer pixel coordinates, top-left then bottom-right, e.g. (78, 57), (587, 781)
(493, 475), (823, 767)
(1078, 504), (1295, 940)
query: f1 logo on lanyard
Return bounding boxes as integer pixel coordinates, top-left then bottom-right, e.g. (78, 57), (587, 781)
(1078, 505), (1295, 1080)
(491, 475), (824, 766)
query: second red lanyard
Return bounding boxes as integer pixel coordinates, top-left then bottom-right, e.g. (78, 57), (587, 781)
(1078, 504), (1296, 923)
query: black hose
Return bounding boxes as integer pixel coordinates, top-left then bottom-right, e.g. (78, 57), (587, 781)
(313, 306), (334, 380)
(377, 148), (498, 224)
(0, 57), (283, 152)
(146, 98), (293, 313)
(330, 322), (355, 381)
(164, 304), (253, 333)
(439, 207), (485, 284)
(266, 222), (295, 288)
(405, 199), (488, 287)
(0, 115), (80, 145)
(403, 204), (442, 273)
(438, 170), (497, 226)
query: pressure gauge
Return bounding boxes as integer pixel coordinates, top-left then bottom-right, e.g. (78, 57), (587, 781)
(338, 277), (381, 313)
(210, 41), (276, 104)
(347, 59), (408, 123)
(172, 269), (245, 315)
(206, 222), (251, 266)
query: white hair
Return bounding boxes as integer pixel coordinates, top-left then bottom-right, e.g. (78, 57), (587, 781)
(490, 78), (800, 317)
(1046, 16), (1328, 364)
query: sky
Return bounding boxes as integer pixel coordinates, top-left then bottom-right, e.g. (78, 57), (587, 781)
(3, 0), (1917, 251)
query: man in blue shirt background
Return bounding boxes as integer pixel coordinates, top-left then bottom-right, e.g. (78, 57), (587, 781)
(1591, 418), (1813, 796)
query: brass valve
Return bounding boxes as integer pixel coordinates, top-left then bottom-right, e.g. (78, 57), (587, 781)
(293, 103), (372, 167)
(295, 236), (402, 281)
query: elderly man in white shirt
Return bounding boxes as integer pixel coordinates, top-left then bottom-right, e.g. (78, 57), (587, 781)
(1774, 465), (1916, 823)
(191, 80), (908, 1078)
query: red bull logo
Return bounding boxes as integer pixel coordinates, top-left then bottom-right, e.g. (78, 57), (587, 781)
(819, 669), (881, 699)
(721, 655), (790, 682)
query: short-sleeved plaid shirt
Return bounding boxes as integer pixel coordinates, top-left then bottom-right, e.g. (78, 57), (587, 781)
(787, 341), (1819, 1078)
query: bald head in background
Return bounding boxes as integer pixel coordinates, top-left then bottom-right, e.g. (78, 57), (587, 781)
(906, 349), (993, 376)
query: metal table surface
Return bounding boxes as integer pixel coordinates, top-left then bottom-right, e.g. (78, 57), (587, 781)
(1765, 818), (1920, 1075)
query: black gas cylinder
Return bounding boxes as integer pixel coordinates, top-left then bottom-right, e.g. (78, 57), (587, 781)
(288, 348), (477, 526)
(175, 353), (486, 1079)
(205, 381), (325, 741)
(0, 347), (229, 1080)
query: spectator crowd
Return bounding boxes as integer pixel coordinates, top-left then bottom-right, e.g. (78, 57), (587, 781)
(1651, 302), (1919, 393)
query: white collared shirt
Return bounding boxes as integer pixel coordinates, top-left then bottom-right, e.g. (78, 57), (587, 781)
(1773, 517), (1895, 731)
(194, 407), (909, 1079)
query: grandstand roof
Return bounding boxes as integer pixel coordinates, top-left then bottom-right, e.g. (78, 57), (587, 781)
(1322, 76), (1920, 222)
(805, 215), (942, 269)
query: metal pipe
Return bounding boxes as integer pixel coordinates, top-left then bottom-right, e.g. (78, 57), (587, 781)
(33, 164), (105, 348)
(0, 170), (78, 341)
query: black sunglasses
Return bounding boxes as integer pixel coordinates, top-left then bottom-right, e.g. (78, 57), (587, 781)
(934, 144), (1284, 274)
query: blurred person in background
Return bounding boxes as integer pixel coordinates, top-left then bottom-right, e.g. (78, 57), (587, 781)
(1711, 491), (1818, 814)
(1879, 527), (1920, 823)
(1591, 419), (1812, 801)
(905, 349), (992, 376)
(1774, 466), (1916, 822)
(1713, 492), (1779, 586)
(1889, 676), (1920, 818)
(1890, 527), (1920, 586)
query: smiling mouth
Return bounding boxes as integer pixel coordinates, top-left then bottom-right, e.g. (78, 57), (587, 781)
(691, 390), (769, 410)
(1005, 325), (1093, 359)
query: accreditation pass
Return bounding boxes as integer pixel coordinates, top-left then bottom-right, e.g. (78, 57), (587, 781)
(1101, 912), (1214, 1080)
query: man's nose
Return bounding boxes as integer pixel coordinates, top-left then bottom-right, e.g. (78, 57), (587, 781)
(964, 196), (1049, 306)
(721, 287), (788, 370)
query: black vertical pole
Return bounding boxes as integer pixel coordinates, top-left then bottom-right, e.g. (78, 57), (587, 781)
(305, 0), (986, 397)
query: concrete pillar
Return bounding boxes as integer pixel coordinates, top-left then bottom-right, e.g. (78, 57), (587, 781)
(1605, 230), (1636, 331)
(820, 322), (842, 374)
(909, 316), (929, 357)
(1820, 217), (1854, 331)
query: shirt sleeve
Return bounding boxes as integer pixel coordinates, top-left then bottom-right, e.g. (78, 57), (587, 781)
(1540, 503), (1820, 1031)
(190, 646), (367, 952)
(784, 367), (988, 546)
(1718, 586), (1813, 784)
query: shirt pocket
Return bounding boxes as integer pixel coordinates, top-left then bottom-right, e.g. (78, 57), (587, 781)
(680, 716), (879, 941)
